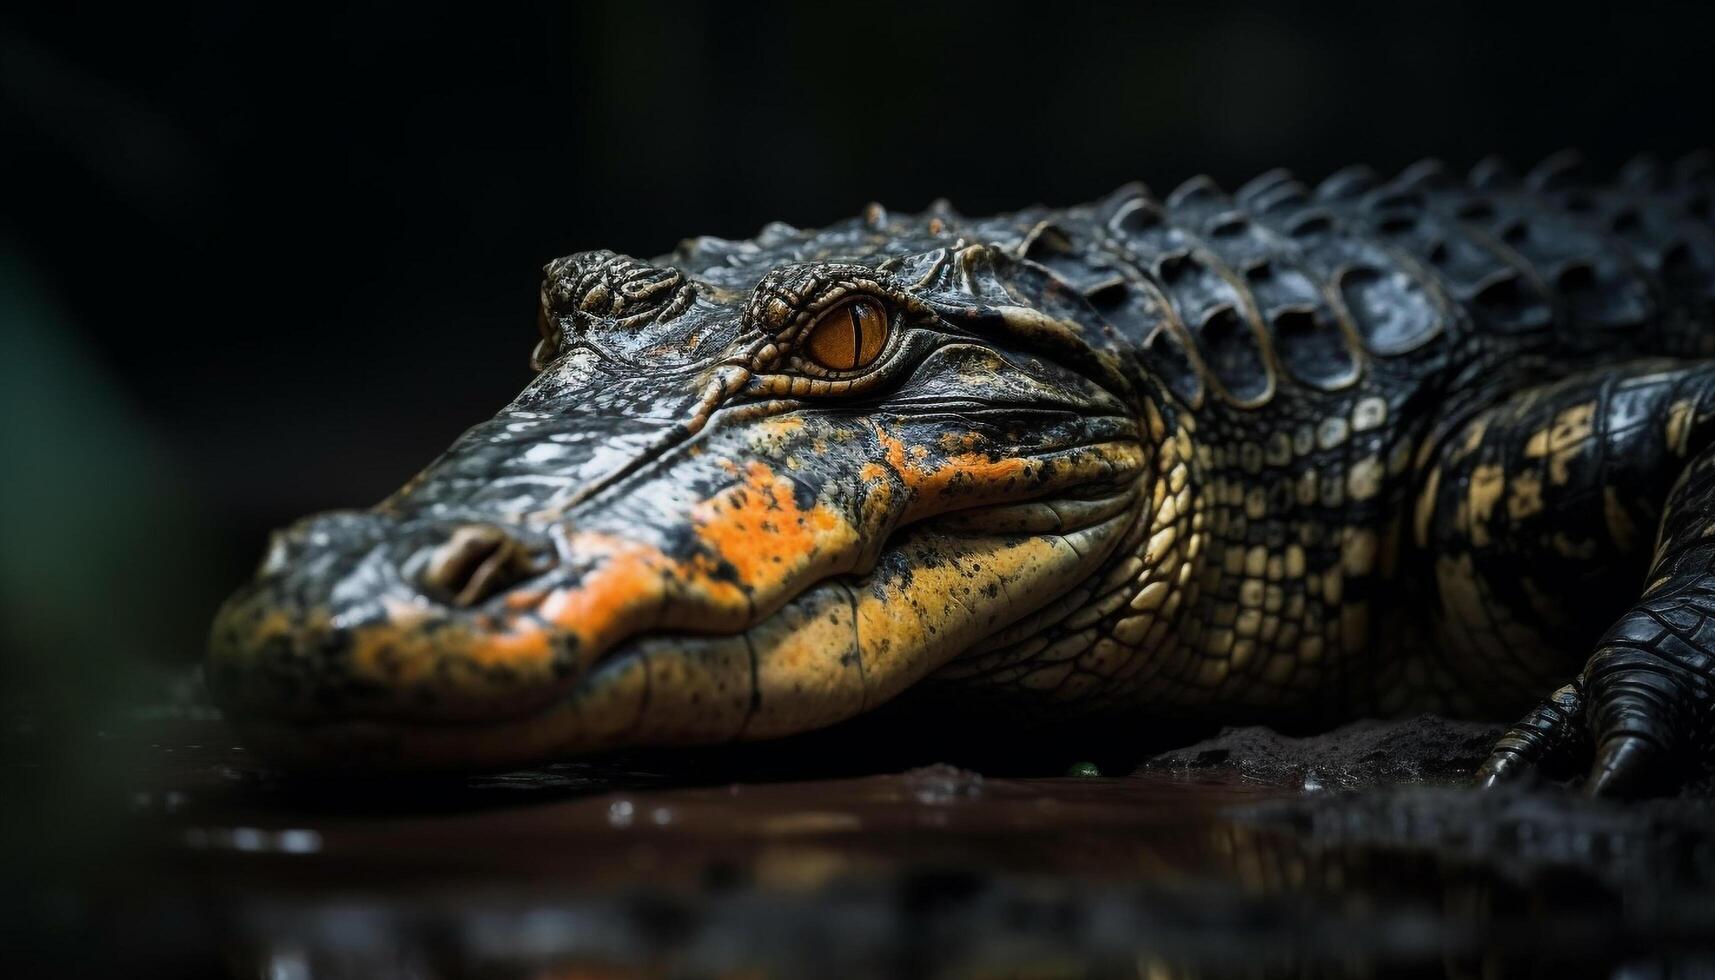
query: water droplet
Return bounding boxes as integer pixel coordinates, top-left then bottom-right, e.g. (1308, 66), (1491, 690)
(277, 829), (321, 854)
(607, 799), (635, 828)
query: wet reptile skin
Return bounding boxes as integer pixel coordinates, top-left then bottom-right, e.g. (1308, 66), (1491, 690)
(209, 152), (1715, 793)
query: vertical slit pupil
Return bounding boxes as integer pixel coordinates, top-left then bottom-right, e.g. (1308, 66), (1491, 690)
(847, 302), (866, 369)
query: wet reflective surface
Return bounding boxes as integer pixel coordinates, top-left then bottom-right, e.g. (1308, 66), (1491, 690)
(11, 704), (1715, 979)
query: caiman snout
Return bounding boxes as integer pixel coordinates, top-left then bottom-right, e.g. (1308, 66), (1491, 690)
(208, 239), (1152, 772)
(209, 510), (572, 727)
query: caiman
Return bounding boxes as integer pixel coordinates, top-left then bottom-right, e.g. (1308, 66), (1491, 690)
(209, 152), (1715, 795)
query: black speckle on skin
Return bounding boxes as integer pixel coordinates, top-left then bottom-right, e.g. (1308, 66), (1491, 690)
(694, 551), (744, 585)
(786, 468), (819, 512)
(657, 522), (703, 561)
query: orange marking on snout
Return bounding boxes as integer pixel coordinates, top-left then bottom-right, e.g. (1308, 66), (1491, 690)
(349, 623), (442, 689)
(468, 624), (552, 667)
(876, 427), (1031, 519)
(540, 535), (674, 654)
(339, 457), (873, 696)
(692, 461), (853, 590)
(504, 588), (548, 611)
(875, 426), (1145, 524)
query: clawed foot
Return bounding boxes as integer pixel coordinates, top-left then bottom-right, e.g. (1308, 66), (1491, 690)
(1477, 625), (1713, 797)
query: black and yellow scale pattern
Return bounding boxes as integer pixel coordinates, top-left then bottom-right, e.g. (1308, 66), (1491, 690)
(933, 151), (1715, 793)
(210, 151), (1715, 793)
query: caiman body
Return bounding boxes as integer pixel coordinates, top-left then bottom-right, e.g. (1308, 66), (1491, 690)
(210, 152), (1715, 793)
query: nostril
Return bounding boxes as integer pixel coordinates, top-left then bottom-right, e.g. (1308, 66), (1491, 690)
(419, 524), (547, 607)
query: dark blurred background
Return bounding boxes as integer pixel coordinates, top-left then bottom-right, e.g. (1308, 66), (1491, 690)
(1, 5), (1713, 975)
(2, 0), (1712, 706)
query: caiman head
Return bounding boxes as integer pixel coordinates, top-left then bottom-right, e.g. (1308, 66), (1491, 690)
(209, 235), (1165, 770)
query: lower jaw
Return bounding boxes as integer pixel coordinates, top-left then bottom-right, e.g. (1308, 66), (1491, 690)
(229, 705), (627, 774)
(223, 659), (638, 772)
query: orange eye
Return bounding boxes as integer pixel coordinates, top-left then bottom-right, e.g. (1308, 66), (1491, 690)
(802, 298), (889, 371)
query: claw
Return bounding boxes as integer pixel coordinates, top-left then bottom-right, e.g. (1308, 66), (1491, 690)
(1475, 681), (1589, 789)
(1474, 748), (1527, 788)
(1582, 637), (1701, 797)
(1585, 734), (1670, 798)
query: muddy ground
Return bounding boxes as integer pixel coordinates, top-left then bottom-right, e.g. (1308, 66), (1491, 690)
(7, 698), (1714, 979)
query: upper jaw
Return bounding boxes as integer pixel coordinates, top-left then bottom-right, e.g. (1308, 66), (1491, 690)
(207, 437), (875, 730)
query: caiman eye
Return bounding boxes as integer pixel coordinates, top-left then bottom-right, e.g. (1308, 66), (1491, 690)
(803, 297), (889, 371)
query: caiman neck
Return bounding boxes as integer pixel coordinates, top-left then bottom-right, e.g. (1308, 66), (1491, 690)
(931, 386), (1210, 709)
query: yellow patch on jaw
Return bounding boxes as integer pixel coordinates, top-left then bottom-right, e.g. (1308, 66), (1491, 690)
(341, 613), (565, 720)
(738, 591), (868, 737)
(630, 633), (755, 743)
(858, 522), (1125, 705)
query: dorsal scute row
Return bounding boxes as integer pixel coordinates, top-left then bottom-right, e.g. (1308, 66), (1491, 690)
(1338, 150), (1715, 359)
(653, 151), (1713, 415)
(992, 151), (1714, 414)
(1055, 172), (1451, 411)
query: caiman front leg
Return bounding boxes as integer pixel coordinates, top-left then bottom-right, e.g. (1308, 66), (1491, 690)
(1413, 360), (1715, 795)
(1481, 441), (1715, 794)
